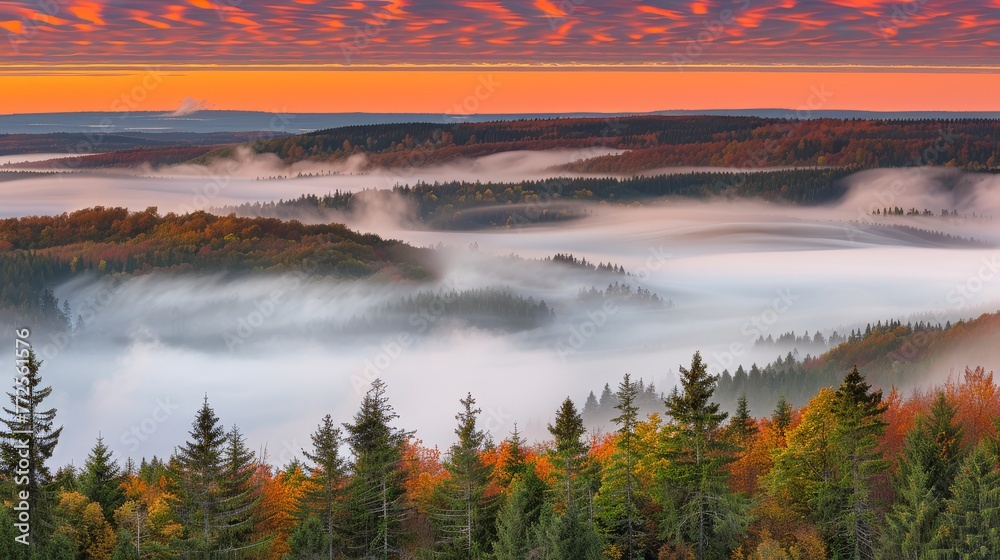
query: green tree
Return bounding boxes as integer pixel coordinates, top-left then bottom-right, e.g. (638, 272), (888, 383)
(1, 348), (63, 546)
(661, 351), (749, 560)
(172, 397), (263, 558)
(828, 366), (888, 560)
(342, 379), (413, 559)
(923, 391), (964, 502)
(434, 393), (495, 558)
(534, 500), (602, 560)
(547, 397), (588, 509)
(300, 414), (346, 560)
(936, 442), (1000, 558)
(728, 394), (758, 444)
(218, 425), (266, 554)
(771, 394), (792, 437)
(494, 474), (544, 560)
(595, 373), (646, 560)
(79, 435), (124, 523)
(878, 418), (944, 560)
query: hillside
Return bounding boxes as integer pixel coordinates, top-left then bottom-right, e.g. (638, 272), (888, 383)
(0, 207), (431, 327)
(226, 116), (1000, 172)
(716, 311), (1000, 412)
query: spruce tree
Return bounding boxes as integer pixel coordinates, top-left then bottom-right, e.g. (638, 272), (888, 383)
(662, 351), (749, 560)
(772, 394), (792, 436)
(0, 348), (63, 547)
(435, 393), (495, 558)
(493, 476), (534, 560)
(172, 396), (256, 558)
(936, 443), (1000, 558)
(923, 391), (964, 502)
(79, 435), (124, 523)
(218, 425), (265, 554)
(728, 394), (758, 443)
(342, 379), (412, 559)
(595, 374), (646, 560)
(547, 397), (588, 508)
(878, 418), (944, 560)
(827, 366), (887, 560)
(300, 414), (346, 560)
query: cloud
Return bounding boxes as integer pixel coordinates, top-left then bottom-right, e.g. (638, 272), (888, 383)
(168, 96), (210, 116)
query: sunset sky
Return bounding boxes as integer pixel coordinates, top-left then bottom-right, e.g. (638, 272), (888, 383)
(2, 0), (999, 113)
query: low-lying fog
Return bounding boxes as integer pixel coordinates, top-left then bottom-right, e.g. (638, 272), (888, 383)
(4, 160), (1000, 468)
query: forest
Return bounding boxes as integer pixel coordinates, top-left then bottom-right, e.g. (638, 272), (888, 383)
(3, 345), (1000, 560)
(221, 116), (1000, 173)
(216, 168), (856, 230)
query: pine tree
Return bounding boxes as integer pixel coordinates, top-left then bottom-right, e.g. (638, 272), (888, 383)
(534, 499), (603, 560)
(827, 366), (888, 560)
(923, 391), (964, 502)
(662, 351), (749, 560)
(772, 394), (792, 437)
(0, 348), (63, 547)
(728, 394), (758, 444)
(548, 397), (588, 509)
(342, 379), (413, 559)
(493, 476), (534, 560)
(434, 393), (495, 559)
(79, 435), (124, 523)
(878, 418), (944, 560)
(300, 414), (346, 560)
(218, 425), (265, 554)
(595, 374), (645, 560)
(172, 396), (258, 558)
(936, 442), (1000, 558)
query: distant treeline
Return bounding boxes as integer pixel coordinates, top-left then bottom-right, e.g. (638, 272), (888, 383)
(225, 115), (1000, 172)
(214, 167), (858, 230)
(715, 313), (1000, 413)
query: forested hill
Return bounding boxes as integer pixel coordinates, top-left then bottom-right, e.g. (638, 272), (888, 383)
(0, 207), (430, 328)
(716, 310), (1000, 413)
(220, 116), (1000, 171)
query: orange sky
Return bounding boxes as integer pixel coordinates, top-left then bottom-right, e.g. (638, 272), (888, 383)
(2, 68), (1000, 114)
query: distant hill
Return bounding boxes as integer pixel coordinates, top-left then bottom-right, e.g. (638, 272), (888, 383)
(716, 311), (1000, 413)
(217, 115), (1000, 173)
(4, 109), (1000, 135)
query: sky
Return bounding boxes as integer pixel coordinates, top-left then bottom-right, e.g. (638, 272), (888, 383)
(1, 0), (999, 113)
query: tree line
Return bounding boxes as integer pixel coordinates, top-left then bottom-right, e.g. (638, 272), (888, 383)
(4, 348), (1000, 559)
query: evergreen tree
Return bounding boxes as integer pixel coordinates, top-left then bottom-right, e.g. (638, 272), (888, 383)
(661, 351), (749, 560)
(595, 374), (646, 560)
(923, 391), (964, 502)
(728, 394), (758, 444)
(172, 396), (261, 558)
(434, 393), (495, 558)
(218, 425), (265, 554)
(534, 500), (602, 560)
(342, 379), (413, 559)
(827, 366), (888, 560)
(936, 443), (1000, 558)
(772, 394), (792, 437)
(583, 392), (599, 423)
(878, 418), (944, 560)
(300, 414), (346, 560)
(493, 476), (534, 560)
(548, 397), (588, 509)
(0, 348), (63, 547)
(79, 435), (124, 523)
